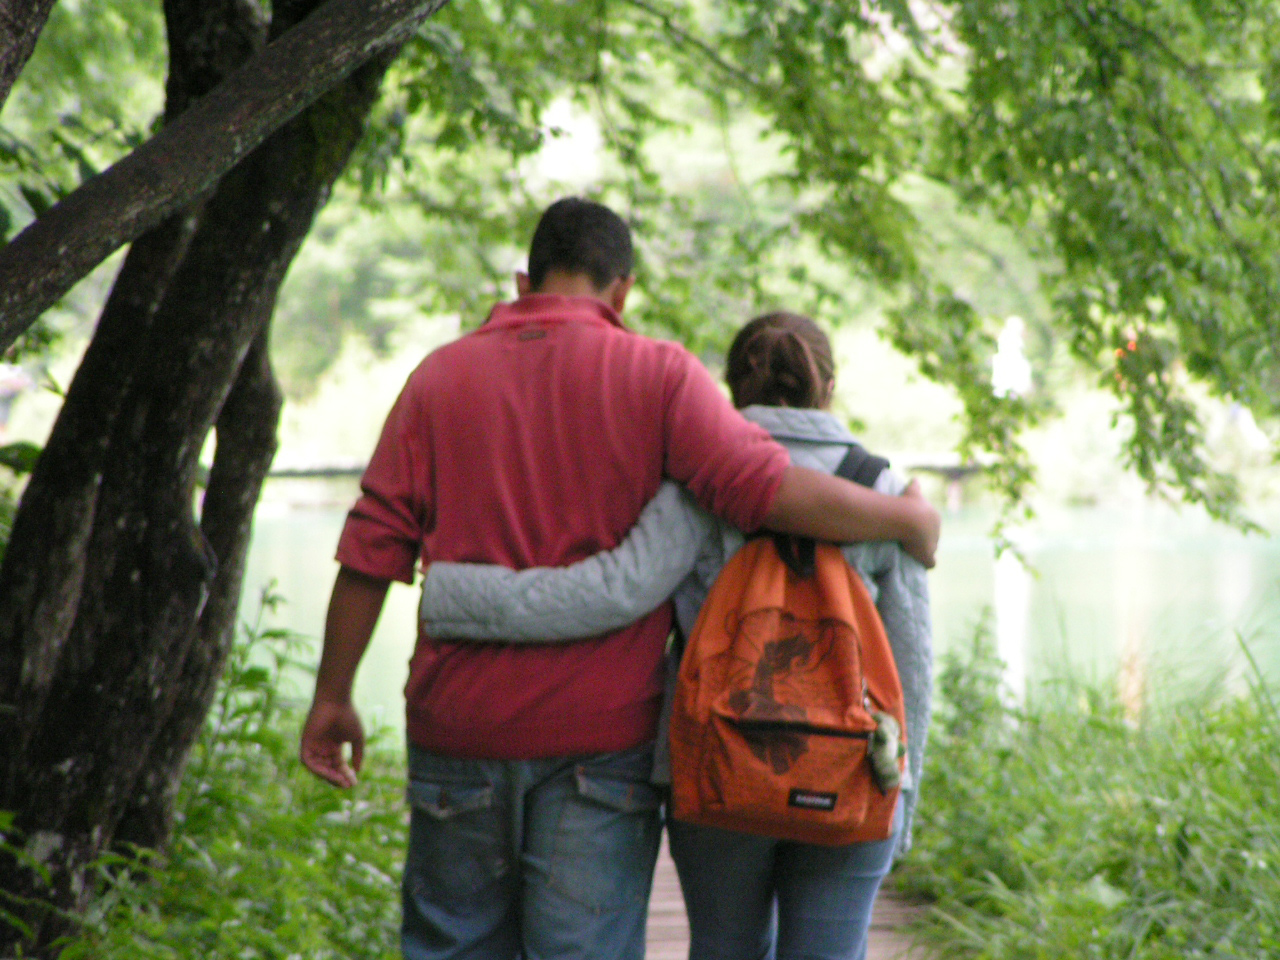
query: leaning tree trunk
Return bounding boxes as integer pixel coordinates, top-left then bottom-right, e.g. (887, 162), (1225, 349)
(0, 0), (399, 948)
(0, 0), (263, 876)
(0, 0), (263, 772)
(112, 330), (285, 852)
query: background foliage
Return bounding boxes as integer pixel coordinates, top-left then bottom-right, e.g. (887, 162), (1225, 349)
(7, 0), (1278, 520)
(59, 591), (408, 960)
(900, 625), (1280, 958)
(43, 589), (1280, 958)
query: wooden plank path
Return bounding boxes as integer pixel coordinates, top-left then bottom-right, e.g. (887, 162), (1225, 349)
(645, 835), (926, 959)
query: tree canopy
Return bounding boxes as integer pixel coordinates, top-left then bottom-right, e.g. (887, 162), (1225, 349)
(9, 0), (1276, 516)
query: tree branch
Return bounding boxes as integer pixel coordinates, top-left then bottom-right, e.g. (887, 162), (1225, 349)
(618, 0), (762, 91)
(0, 0), (450, 346)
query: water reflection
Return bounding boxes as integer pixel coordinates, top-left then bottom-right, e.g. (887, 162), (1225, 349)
(994, 546), (1030, 701)
(243, 483), (1280, 734)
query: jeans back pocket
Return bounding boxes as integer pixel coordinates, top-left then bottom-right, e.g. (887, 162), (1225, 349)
(406, 778), (505, 904)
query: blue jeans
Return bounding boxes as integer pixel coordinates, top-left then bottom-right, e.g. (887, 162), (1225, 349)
(401, 742), (662, 960)
(667, 801), (902, 960)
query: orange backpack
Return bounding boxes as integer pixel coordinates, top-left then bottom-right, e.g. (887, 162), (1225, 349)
(668, 535), (906, 846)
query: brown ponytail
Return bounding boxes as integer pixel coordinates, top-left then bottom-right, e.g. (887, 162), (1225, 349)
(725, 312), (835, 410)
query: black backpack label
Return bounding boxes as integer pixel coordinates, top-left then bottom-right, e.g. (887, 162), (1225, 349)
(788, 788), (837, 812)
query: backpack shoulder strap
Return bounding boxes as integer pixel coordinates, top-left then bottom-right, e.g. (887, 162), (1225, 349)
(769, 445), (889, 579)
(835, 443), (890, 488)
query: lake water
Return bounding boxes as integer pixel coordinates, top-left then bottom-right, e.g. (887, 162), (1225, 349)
(243, 477), (1280, 734)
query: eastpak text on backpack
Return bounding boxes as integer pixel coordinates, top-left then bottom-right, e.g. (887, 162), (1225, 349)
(668, 535), (906, 846)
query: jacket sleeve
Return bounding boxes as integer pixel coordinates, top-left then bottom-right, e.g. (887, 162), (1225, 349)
(659, 348), (790, 532)
(418, 482), (713, 641)
(335, 366), (433, 583)
(842, 464), (933, 858)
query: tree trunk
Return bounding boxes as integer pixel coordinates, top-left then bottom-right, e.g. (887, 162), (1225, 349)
(113, 332), (283, 852)
(0, 0), (262, 766)
(0, 0), (400, 945)
(0, 213), (202, 747)
(0, 0), (58, 111)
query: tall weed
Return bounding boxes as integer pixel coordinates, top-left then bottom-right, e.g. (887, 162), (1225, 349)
(62, 586), (409, 960)
(898, 620), (1280, 958)
(50, 594), (1280, 958)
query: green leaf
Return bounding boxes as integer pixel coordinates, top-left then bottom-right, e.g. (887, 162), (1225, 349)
(18, 184), (51, 217)
(53, 131), (101, 184)
(0, 441), (41, 475)
(1081, 872), (1129, 911)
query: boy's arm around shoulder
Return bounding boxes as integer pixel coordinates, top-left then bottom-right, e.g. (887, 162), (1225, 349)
(763, 465), (940, 568)
(421, 481), (710, 641)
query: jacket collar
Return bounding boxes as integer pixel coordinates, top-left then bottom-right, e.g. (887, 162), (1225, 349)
(483, 294), (628, 331)
(740, 405), (856, 446)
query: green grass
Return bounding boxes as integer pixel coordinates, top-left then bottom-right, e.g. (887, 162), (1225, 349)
(49, 598), (1280, 959)
(896, 622), (1280, 959)
(58, 589), (410, 960)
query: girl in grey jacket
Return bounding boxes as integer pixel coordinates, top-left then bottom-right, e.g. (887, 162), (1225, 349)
(420, 312), (933, 960)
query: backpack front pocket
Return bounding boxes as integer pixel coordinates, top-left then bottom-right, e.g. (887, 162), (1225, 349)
(692, 706), (877, 844)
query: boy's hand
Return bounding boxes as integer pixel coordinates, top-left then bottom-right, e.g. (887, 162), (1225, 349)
(899, 480), (940, 568)
(300, 698), (365, 788)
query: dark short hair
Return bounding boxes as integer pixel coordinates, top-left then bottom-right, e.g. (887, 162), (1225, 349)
(527, 197), (633, 291)
(725, 311), (835, 410)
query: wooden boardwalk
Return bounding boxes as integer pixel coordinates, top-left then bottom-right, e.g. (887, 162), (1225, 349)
(645, 836), (925, 960)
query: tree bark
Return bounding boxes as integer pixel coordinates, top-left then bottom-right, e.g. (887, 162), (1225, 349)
(0, 0), (401, 947)
(113, 330), (284, 853)
(0, 0), (58, 112)
(0, 216), (201, 746)
(0, 0), (451, 344)
(62, 0), (276, 855)
(0, 0), (264, 774)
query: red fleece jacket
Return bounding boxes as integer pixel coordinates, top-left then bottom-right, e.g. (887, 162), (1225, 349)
(336, 294), (789, 758)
